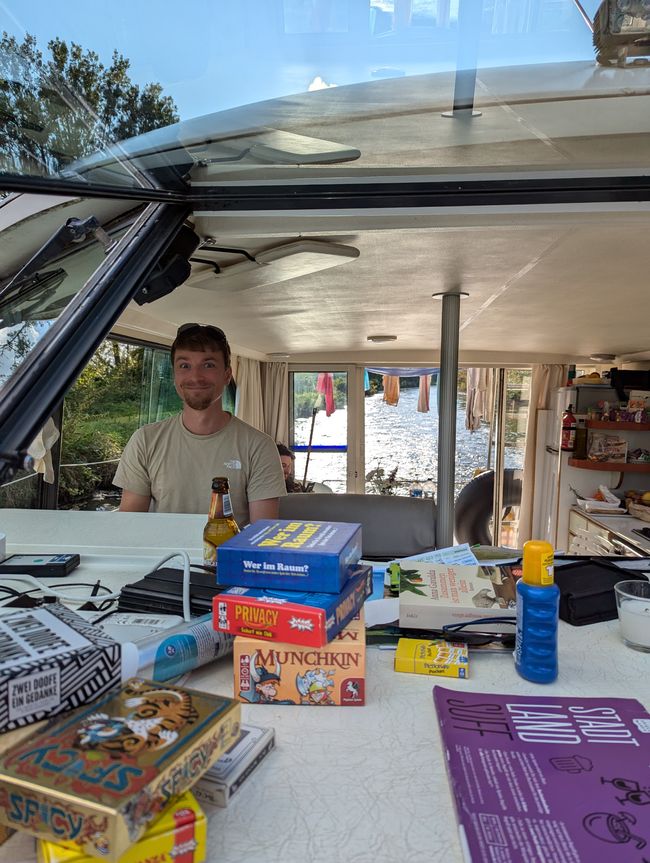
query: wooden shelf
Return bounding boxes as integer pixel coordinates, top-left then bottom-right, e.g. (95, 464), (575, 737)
(586, 420), (650, 431)
(569, 458), (650, 472)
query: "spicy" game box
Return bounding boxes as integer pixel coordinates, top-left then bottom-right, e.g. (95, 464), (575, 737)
(214, 563), (372, 647)
(0, 678), (240, 861)
(234, 612), (366, 706)
(216, 519), (362, 593)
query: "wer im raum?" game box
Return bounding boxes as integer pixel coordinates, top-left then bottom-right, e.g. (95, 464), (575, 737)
(216, 519), (362, 593)
(0, 678), (240, 861)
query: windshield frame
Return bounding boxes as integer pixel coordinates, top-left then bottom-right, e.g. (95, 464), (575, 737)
(0, 200), (190, 477)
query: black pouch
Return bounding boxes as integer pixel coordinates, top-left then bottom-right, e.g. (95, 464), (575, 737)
(554, 560), (649, 626)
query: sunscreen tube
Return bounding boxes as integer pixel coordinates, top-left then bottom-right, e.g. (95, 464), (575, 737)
(121, 613), (233, 681)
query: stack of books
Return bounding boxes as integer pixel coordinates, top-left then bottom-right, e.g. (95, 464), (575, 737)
(213, 519), (370, 706)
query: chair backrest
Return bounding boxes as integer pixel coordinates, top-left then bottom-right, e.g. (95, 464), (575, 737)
(279, 493), (436, 559)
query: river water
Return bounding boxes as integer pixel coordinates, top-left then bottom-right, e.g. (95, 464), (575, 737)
(294, 384), (524, 496)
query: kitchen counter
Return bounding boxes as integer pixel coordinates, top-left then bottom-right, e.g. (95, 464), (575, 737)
(569, 506), (650, 555)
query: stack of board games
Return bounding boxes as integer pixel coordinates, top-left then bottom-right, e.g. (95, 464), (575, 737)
(0, 678), (240, 861)
(214, 519), (369, 706)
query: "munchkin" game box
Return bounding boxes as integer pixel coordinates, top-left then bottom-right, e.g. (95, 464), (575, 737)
(216, 519), (362, 593)
(0, 678), (240, 861)
(214, 563), (372, 647)
(234, 612), (366, 706)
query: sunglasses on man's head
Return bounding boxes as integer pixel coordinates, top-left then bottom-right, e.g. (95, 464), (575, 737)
(176, 323), (227, 340)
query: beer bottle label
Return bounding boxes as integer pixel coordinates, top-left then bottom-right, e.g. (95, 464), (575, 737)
(223, 493), (233, 517)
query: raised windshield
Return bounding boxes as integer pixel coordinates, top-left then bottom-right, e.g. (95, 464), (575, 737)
(1, 1), (649, 190)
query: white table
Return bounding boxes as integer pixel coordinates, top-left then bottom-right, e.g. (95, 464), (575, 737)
(1, 510), (649, 863)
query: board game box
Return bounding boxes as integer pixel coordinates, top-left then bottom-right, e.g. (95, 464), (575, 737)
(193, 723), (275, 808)
(216, 519), (362, 593)
(0, 604), (122, 733)
(233, 612), (366, 706)
(0, 678), (240, 861)
(37, 790), (206, 863)
(214, 563), (372, 647)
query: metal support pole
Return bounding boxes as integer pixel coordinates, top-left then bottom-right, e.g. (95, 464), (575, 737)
(492, 368), (507, 546)
(436, 291), (464, 547)
(442, 0), (482, 118)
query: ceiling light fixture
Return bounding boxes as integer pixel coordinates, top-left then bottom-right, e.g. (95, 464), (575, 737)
(367, 335), (397, 343)
(268, 352), (290, 359)
(589, 353), (616, 363)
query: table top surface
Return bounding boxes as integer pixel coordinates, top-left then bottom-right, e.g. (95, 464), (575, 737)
(1, 509), (649, 863)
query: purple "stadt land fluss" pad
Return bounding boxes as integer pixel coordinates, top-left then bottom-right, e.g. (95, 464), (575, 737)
(433, 686), (650, 863)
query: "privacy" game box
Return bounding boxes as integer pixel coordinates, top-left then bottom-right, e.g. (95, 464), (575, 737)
(0, 678), (240, 861)
(214, 563), (372, 647)
(216, 519), (362, 593)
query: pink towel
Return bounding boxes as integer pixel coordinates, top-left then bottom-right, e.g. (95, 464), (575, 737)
(316, 372), (336, 416)
(417, 375), (430, 412)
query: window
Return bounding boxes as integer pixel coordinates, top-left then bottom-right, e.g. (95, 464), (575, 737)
(289, 371), (348, 492)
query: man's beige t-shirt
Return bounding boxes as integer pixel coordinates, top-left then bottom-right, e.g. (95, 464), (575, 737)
(113, 414), (286, 526)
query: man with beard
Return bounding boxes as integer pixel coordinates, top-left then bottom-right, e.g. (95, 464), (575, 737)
(114, 324), (285, 526)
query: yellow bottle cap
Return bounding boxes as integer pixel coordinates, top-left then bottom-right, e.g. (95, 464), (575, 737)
(522, 540), (555, 586)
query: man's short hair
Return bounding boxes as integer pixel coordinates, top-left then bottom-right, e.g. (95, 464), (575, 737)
(276, 443), (295, 460)
(171, 323), (231, 367)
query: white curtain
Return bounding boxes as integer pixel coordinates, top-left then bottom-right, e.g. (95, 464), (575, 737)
(517, 364), (569, 545)
(233, 356), (265, 431)
(262, 361), (289, 443)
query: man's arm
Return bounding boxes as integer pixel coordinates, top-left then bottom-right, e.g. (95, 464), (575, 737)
(119, 490), (152, 512)
(249, 497), (279, 523)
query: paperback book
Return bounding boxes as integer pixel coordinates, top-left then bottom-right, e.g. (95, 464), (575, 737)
(398, 563), (521, 633)
(433, 686), (650, 862)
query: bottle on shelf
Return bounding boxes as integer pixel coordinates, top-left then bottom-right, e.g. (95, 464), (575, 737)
(514, 540), (560, 685)
(561, 404), (577, 452)
(203, 476), (240, 569)
(574, 418), (588, 459)
(409, 480), (424, 498)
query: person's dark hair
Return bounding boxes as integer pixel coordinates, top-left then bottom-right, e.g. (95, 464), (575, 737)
(171, 323), (231, 367)
(276, 443), (295, 460)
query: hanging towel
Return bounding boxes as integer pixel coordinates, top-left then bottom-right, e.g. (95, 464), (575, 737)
(465, 368), (490, 431)
(417, 374), (431, 412)
(316, 372), (336, 416)
(363, 369), (370, 391)
(382, 375), (400, 406)
(27, 417), (60, 484)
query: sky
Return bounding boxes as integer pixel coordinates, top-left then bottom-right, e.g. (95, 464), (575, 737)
(1, 0), (599, 122)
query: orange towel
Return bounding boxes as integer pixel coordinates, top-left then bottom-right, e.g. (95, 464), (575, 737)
(382, 375), (400, 406)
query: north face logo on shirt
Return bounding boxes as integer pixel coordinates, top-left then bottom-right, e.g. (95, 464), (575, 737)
(224, 459), (242, 469)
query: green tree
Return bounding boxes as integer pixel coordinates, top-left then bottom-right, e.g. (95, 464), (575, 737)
(0, 32), (179, 175)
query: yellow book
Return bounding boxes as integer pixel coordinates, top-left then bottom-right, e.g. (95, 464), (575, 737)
(394, 638), (469, 678)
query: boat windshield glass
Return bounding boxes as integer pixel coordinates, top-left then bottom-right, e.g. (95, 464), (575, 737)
(0, 203), (129, 392)
(1, 1), (649, 190)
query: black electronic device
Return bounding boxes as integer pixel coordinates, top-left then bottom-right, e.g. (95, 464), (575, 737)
(0, 553), (80, 578)
(117, 566), (224, 617)
(632, 527), (650, 541)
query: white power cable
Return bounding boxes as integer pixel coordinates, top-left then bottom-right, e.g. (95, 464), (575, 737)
(0, 550), (193, 619)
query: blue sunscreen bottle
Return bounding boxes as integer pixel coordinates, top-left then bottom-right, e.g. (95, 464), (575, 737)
(514, 540), (560, 684)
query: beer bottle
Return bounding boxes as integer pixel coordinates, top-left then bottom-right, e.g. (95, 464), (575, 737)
(203, 477), (239, 568)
